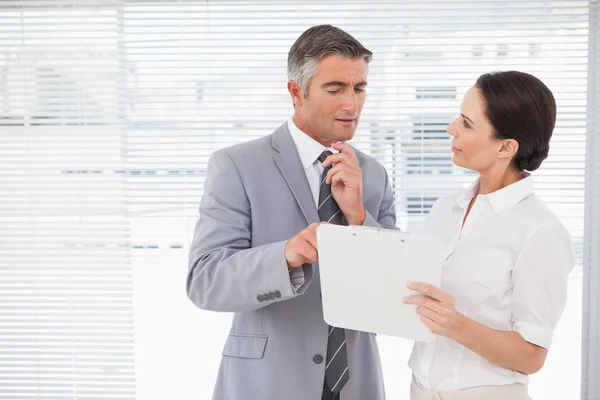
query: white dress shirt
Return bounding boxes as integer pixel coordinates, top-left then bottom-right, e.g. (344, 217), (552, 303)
(287, 119), (338, 289)
(409, 174), (575, 391)
(287, 119), (338, 207)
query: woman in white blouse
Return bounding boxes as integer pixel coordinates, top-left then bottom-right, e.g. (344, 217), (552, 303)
(403, 71), (575, 400)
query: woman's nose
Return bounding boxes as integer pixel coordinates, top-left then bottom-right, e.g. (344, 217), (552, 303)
(446, 119), (458, 138)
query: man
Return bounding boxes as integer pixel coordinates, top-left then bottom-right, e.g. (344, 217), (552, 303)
(187, 24), (396, 400)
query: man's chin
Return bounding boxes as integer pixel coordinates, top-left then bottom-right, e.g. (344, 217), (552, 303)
(330, 124), (357, 142)
(336, 130), (356, 143)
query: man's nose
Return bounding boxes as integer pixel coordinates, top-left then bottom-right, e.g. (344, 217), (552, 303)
(341, 91), (358, 114)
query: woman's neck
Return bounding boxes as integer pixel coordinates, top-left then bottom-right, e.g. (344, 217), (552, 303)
(477, 166), (523, 195)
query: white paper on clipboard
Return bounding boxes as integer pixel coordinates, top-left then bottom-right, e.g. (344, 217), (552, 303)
(316, 224), (445, 342)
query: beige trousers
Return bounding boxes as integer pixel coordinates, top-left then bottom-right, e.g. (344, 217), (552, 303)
(410, 376), (532, 400)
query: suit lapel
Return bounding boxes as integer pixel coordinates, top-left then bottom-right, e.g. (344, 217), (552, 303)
(272, 123), (320, 225)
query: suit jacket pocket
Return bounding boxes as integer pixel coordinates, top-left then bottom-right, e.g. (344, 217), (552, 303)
(222, 333), (268, 359)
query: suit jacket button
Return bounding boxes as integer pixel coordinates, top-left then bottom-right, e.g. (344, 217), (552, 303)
(257, 294), (264, 302)
(268, 292), (276, 300)
(274, 290), (281, 298)
(313, 354), (323, 364)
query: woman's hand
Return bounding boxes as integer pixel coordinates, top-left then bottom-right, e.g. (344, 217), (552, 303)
(402, 281), (463, 338)
(404, 282), (549, 375)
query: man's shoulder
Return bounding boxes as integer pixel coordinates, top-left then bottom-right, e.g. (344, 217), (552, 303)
(354, 147), (386, 176)
(215, 124), (284, 161)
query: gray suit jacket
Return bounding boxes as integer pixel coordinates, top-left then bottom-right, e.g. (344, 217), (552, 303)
(187, 123), (397, 400)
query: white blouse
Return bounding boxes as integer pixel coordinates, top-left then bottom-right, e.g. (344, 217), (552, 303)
(408, 174), (575, 391)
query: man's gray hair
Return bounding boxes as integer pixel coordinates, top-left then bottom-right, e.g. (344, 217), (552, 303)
(287, 25), (373, 98)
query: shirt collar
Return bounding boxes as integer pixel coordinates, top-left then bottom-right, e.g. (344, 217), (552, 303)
(453, 173), (535, 214)
(287, 119), (337, 169)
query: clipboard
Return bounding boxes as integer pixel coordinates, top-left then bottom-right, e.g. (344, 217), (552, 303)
(316, 224), (444, 342)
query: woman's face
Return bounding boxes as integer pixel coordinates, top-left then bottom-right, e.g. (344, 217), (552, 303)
(447, 87), (510, 173)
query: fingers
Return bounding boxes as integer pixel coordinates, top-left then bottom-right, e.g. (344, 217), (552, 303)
(403, 287), (458, 336)
(331, 142), (357, 160)
(289, 233), (318, 265)
(404, 297), (443, 334)
(298, 240), (318, 264)
(321, 152), (354, 168)
(303, 223), (320, 250)
(299, 222), (322, 263)
(407, 282), (454, 305)
(419, 315), (437, 332)
(286, 223), (322, 268)
(416, 305), (441, 324)
(403, 295), (446, 315)
(308, 222), (322, 230)
(330, 170), (361, 188)
(325, 163), (361, 185)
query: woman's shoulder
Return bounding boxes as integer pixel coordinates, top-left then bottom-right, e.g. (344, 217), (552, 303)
(517, 193), (569, 235)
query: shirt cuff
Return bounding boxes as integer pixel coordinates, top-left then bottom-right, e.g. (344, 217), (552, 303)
(513, 321), (554, 349)
(361, 210), (379, 228)
(288, 267), (305, 292)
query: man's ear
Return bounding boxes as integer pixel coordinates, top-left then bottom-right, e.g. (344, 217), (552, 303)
(498, 138), (519, 160)
(287, 80), (303, 107)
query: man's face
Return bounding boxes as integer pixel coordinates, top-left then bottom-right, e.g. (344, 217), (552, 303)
(290, 55), (368, 145)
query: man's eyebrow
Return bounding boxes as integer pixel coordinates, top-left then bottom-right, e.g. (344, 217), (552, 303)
(321, 81), (368, 88)
(322, 81), (347, 88)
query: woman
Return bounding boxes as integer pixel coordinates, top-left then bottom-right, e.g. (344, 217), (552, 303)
(403, 71), (575, 400)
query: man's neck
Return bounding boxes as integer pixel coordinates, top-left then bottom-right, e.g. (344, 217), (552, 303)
(291, 115), (331, 147)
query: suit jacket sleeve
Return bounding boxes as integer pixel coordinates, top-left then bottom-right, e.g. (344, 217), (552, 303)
(186, 150), (312, 313)
(361, 164), (397, 230)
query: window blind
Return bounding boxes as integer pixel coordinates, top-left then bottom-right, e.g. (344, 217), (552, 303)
(0, 1), (596, 399)
(0, 1), (135, 399)
(122, 2), (594, 399)
(582, 1), (600, 399)
(122, 0), (589, 263)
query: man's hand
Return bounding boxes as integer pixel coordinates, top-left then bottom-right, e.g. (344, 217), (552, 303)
(321, 142), (366, 225)
(285, 223), (323, 269)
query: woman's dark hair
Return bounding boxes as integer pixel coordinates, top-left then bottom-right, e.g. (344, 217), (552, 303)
(475, 71), (556, 171)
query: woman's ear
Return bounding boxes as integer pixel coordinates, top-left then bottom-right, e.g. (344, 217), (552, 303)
(498, 138), (519, 160)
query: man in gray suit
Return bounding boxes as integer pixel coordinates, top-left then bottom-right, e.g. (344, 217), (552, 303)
(187, 25), (396, 400)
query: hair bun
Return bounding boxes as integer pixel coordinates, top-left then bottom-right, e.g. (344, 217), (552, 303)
(517, 143), (550, 171)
